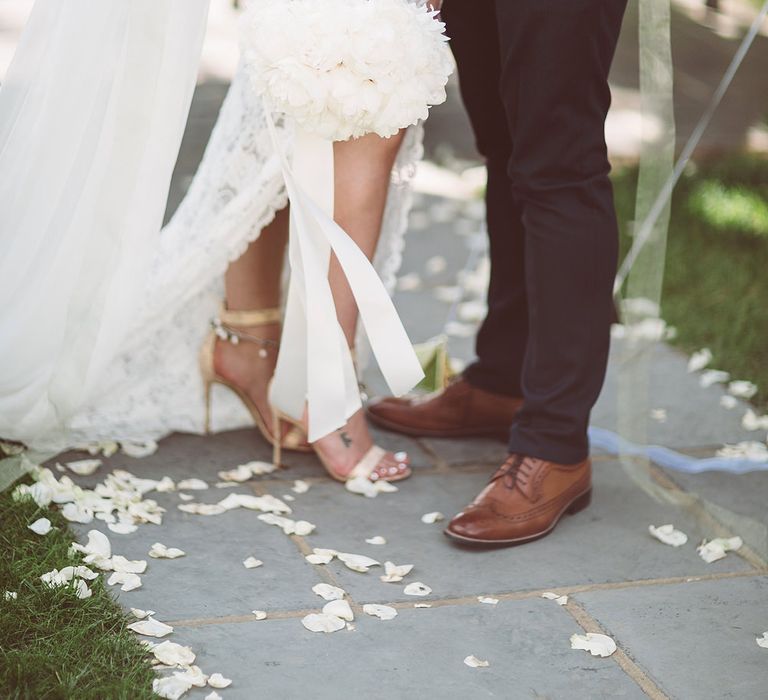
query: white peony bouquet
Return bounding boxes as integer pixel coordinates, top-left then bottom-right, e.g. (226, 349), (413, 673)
(240, 0), (453, 141)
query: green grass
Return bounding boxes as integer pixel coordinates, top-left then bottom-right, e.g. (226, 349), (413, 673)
(612, 154), (768, 410)
(0, 480), (156, 699)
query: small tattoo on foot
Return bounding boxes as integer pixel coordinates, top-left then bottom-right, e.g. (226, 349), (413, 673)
(340, 431), (353, 448)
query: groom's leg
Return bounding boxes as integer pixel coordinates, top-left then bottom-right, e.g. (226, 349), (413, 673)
(442, 0), (528, 398)
(497, 0), (627, 464)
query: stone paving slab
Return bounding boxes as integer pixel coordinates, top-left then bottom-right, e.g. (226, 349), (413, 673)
(166, 600), (647, 700)
(592, 341), (759, 452)
(70, 486), (324, 619)
(574, 575), (768, 700)
(274, 459), (752, 606)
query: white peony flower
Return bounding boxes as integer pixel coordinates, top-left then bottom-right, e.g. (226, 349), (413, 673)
(240, 0), (452, 142)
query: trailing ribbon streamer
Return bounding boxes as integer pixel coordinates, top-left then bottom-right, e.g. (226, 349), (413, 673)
(265, 113), (424, 441)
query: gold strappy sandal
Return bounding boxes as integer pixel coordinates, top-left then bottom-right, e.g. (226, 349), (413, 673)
(199, 304), (311, 454)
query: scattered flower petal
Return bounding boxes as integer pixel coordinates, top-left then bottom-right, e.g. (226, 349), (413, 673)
(756, 632), (768, 649)
(28, 517), (52, 536)
(176, 478), (208, 491)
(64, 459), (102, 476)
(120, 440), (158, 458)
(292, 480), (310, 494)
(108, 522), (138, 535)
(570, 632), (616, 657)
(541, 592), (568, 605)
(381, 561), (414, 583)
(243, 557), (263, 569)
(414, 603), (432, 608)
(337, 552), (380, 573)
(365, 536), (387, 545)
(421, 512), (445, 524)
(687, 348), (712, 373)
(464, 655), (490, 668)
(153, 675), (192, 700)
(4, 591), (17, 601)
(697, 536), (743, 563)
(131, 608), (155, 619)
(649, 524), (688, 547)
(716, 441), (768, 462)
(173, 666), (208, 687)
(650, 408), (667, 423)
(149, 543), (186, 559)
(363, 604), (398, 620)
(127, 617), (174, 638)
(207, 673), (232, 689)
(205, 693), (223, 700)
(700, 369), (730, 388)
(720, 395), (738, 409)
(301, 613), (346, 634)
(252, 610), (267, 620)
(153, 641), (196, 667)
(323, 600), (354, 621)
(404, 582), (432, 597)
(312, 583), (346, 601)
(108, 571), (142, 591)
(178, 503), (227, 516)
(478, 596), (499, 605)
(61, 502), (93, 524)
(728, 380), (758, 399)
(742, 409), (768, 432)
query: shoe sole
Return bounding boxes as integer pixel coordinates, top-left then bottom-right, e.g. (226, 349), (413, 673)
(443, 488), (592, 547)
(366, 411), (509, 442)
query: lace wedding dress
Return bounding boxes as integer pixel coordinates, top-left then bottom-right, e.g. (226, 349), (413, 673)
(65, 65), (424, 448)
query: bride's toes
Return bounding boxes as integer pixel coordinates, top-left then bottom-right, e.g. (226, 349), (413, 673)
(370, 451), (411, 482)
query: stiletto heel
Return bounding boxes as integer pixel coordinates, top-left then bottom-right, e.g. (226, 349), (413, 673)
(199, 303), (312, 453)
(272, 408), (282, 468)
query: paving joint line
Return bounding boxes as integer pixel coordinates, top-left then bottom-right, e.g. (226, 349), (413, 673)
(164, 567), (765, 629)
(564, 599), (670, 699)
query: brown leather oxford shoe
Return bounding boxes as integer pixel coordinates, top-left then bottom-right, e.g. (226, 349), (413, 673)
(366, 377), (522, 440)
(445, 454), (592, 546)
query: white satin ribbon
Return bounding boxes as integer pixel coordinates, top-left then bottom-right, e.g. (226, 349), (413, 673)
(265, 113), (424, 441)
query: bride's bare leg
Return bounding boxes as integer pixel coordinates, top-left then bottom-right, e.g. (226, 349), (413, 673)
(313, 130), (409, 478)
(214, 208), (288, 429)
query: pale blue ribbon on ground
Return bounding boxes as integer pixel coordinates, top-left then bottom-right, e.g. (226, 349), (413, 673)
(590, 426), (768, 475)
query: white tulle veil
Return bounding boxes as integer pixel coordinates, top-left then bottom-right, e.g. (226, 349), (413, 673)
(0, 0), (210, 478)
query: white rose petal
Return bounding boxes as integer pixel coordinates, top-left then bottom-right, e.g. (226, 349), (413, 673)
(323, 599), (354, 622)
(127, 617), (174, 638)
(478, 596), (499, 605)
(306, 553), (334, 565)
(107, 571), (142, 592)
(687, 348), (712, 373)
(650, 409), (667, 423)
(741, 409), (768, 432)
(365, 536), (387, 545)
(64, 459), (102, 476)
(464, 655), (490, 668)
(28, 517), (52, 536)
(61, 502), (93, 524)
(363, 604), (398, 621)
(178, 493), (195, 502)
(720, 395), (738, 409)
(108, 522), (138, 535)
(700, 369), (730, 388)
(27, 482), (53, 507)
(173, 666), (208, 687)
(301, 613), (346, 634)
(756, 632), (768, 649)
(120, 440), (158, 458)
(110, 555), (147, 574)
(312, 583), (346, 601)
(292, 480), (310, 494)
(153, 675), (192, 700)
(381, 561), (414, 583)
(541, 592), (569, 606)
(176, 478), (208, 491)
(728, 380), (758, 399)
(150, 543), (186, 559)
(178, 503), (226, 516)
(153, 640), (196, 667)
(697, 536), (743, 563)
(217, 465), (253, 483)
(243, 557), (263, 569)
(131, 608), (155, 619)
(421, 512), (445, 524)
(252, 610), (267, 620)
(207, 673), (232, 689)
(717, 441), (768, 462)
(205, 693), (223, 700)
(404, 582), (432, 597)
(4, 591), (17, 601)
(337, 552), (380, 573)
(570, 632), (617, 657)
(648, 524), (688, 547)
(72, 529), (111, 559)
(414, 603), (432, 609)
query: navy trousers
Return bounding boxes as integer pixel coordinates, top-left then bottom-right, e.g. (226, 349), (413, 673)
(442, 0), (628, 464)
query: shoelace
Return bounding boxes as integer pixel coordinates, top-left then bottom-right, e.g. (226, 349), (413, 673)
(491, 454), (537, 494)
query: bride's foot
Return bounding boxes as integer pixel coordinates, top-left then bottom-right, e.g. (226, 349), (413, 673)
(212, 321), (280, 430)
(312, 409), (411, 482)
